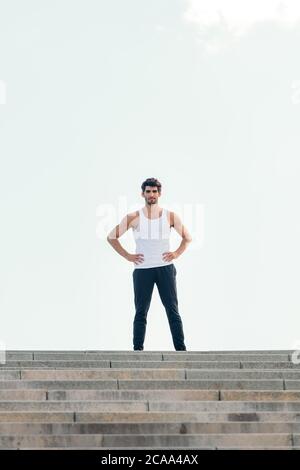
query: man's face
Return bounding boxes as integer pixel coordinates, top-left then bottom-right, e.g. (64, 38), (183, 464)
(142, 186), (160, 205)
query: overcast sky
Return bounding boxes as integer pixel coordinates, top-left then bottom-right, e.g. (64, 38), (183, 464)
(1, 0), (300, 351)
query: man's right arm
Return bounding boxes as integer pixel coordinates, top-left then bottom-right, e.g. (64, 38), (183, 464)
(106, 213), (144, 265)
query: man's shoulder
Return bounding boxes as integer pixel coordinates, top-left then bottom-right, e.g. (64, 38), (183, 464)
(127, 210), (140, 229)
(128, 210), (140, 219)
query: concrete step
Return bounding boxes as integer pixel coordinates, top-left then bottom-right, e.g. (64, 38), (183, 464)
(1, 359), (298, 369)
(9, 353), (291, 361)
(0, 433), (293, 448)
(47, 389), (219, 401)
(0, 380), (119, 390)
(186, 370), (300, 379)
(0, 371), (20, 379)
(3, 446), (217, 450)
(285, 381), (300, 389)
(220, 390), (300, 401)
(0, 374), (288, 392)
(1, 350), (299, 449)
(6, 350), (294, 354)
(0, 421), (299, 434)
(209, 446), (294, 450)
(1, 361), (112, 369)
(74, 411), (300, 423)
(0, 401), (149, 411)
(0, 389), (300, 403)
(19, 369), (184, 380)
(4, 361), (300, 371)
(0, 369), (300, 382)
(117, 379), (285, 390)
(0, 412), (75, 422)
(241, 362), (300, 369)
(149, 401), (300, 412)
(2, 399), (300, 412)
(0, 361), (246, 369)
(0, 377), (299, 390)
(0, 390), (47, 400)
(10, 446), (295, 450)
(2, 410), (300, 423)
(47, 389), (300, 400)
(17, 368), (300, 381)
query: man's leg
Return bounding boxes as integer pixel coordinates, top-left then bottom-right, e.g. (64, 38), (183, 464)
(155, 264), (186, 351)
(132, 268), (155, 350)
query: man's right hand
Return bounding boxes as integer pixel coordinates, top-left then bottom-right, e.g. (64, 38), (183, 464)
(125, 253), (144, 264)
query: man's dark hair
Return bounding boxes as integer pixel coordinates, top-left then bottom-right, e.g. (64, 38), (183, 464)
(141, 177), (162, 194)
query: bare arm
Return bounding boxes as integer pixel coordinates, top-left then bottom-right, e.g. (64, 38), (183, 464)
(162, 211), (192, 262)
(106, 213), (144, 265)
(175, 238), (192, 257)
(173, 212), (192, 258)
(106, 214), (130, 259)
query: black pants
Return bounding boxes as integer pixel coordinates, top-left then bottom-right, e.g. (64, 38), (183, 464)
(132, 263), (186, 351)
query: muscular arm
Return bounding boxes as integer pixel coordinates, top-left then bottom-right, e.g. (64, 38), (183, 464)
(172, 211), (192, 258)
(106, 214), (132, 259)
(107, 212), (144, 264)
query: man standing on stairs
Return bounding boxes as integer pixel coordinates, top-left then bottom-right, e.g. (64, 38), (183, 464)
(107, 177), (192, 351)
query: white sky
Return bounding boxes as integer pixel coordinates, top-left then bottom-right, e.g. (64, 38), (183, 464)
(0, 0), (300, 351)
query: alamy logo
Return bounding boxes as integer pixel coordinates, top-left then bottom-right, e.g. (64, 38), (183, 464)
(96, 197), (205, 250)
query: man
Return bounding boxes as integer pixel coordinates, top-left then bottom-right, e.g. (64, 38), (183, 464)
(107, 177), (192, 351)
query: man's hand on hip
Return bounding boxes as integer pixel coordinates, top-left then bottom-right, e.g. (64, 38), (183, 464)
(125, 253), (145, 265)
(162, 251), (178, 262)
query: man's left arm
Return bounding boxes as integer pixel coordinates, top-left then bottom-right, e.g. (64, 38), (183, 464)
(162, 212), (192, 262)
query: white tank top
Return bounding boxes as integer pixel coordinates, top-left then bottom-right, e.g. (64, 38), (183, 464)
(132, 208), (173, 269)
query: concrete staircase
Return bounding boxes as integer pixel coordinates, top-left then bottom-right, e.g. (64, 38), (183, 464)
(1, 350), (300, 449)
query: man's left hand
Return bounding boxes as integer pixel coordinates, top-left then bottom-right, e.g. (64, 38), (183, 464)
(162, 251), (178, 262)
